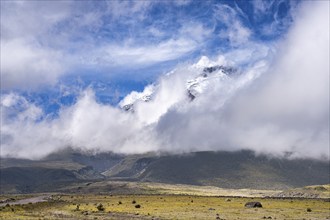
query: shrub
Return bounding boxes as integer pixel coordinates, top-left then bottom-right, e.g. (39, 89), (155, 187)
(132, 200), (136, 204)
(81, 211), (89, 215)
(96, 203), (104, 211)
(307, 208), (312, 212)
(135, 204), (141, 208)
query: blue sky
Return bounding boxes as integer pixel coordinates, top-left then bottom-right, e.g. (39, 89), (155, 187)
(1, 0), (329, 159)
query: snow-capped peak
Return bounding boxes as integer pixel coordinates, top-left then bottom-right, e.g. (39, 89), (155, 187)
(119, 56), (237, 111)
(119, 84), (155, 111)
(193, 56), (216, 68)
(193, 55), (228, 69)
(187, 64), (236, 100)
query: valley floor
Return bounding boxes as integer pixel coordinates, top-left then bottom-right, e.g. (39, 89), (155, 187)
(0, 193), (329, 220)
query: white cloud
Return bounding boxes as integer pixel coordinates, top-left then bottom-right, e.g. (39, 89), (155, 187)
(1, 1), (328, 160)
(1, 93), (43, 122)
(89, 38), (198, 66)
(156, 0), (329, 159)
(148, 27), (165, 37)
(172, 0), (192, 7)
(0, 53), (266, 159)
(1, 1), (209, 90)
(220, 0), (329, 158)
(80, 20), (213, 67)
(105, 0), (152, 21)
(252, 0), (299, 37)
(252, 0), (274, 16)
(1, 1), (71, 89)
(214, 4), (251, 46)
(179, 22), (213, 42)
(234, 0), (329, 158)
(1, 90), (159, 159)
(1, 1), (70, 40)
(1, 39), (65, 90)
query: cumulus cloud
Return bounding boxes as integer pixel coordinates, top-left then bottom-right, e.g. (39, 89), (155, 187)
(1, 1), (328, 160)
(155, 0), (329, 158)
(1, 89), (161, 159)
(225, 0), (329, 158)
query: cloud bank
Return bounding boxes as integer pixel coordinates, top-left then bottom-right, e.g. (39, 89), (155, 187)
(1, 1), (328, 160)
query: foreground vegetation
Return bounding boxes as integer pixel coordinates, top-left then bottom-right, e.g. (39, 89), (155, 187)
(1, 193), (329, 220)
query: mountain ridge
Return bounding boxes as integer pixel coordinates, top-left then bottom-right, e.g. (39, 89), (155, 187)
(1, 149), (328, 193)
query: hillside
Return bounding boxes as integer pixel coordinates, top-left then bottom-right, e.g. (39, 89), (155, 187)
(0, 148), (114, 193)
(1, 149), (329, 193)
(103, 150), (329, 190)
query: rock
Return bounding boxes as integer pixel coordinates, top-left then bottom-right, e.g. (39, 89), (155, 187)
(244, 202), (262, 208)
(122, 104), (134, 112)
(203, 65), (235, 75)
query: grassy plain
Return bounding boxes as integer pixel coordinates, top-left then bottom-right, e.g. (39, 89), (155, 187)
(0, 194), (329, 219)
(1, 183), (329, 219)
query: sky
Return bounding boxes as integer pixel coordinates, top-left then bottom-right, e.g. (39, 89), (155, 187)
(1, 0), (329, 160)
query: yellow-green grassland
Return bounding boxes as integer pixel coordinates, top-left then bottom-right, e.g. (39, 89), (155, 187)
(0, 183), (329, 220)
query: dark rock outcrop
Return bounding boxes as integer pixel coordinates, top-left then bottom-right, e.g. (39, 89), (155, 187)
(244, 201), (262, 208)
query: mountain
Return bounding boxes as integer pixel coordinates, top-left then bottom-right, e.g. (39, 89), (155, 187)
(119, 84), (155, 112)
(1, 149), (328, 193)
(118, 57), (238, 112)
(102, 150), (329, 190)
(0, 148), (122, 193)
(186, 65), (236, 100)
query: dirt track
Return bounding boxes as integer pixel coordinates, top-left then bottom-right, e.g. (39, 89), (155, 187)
(0, 196), (49, 207)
